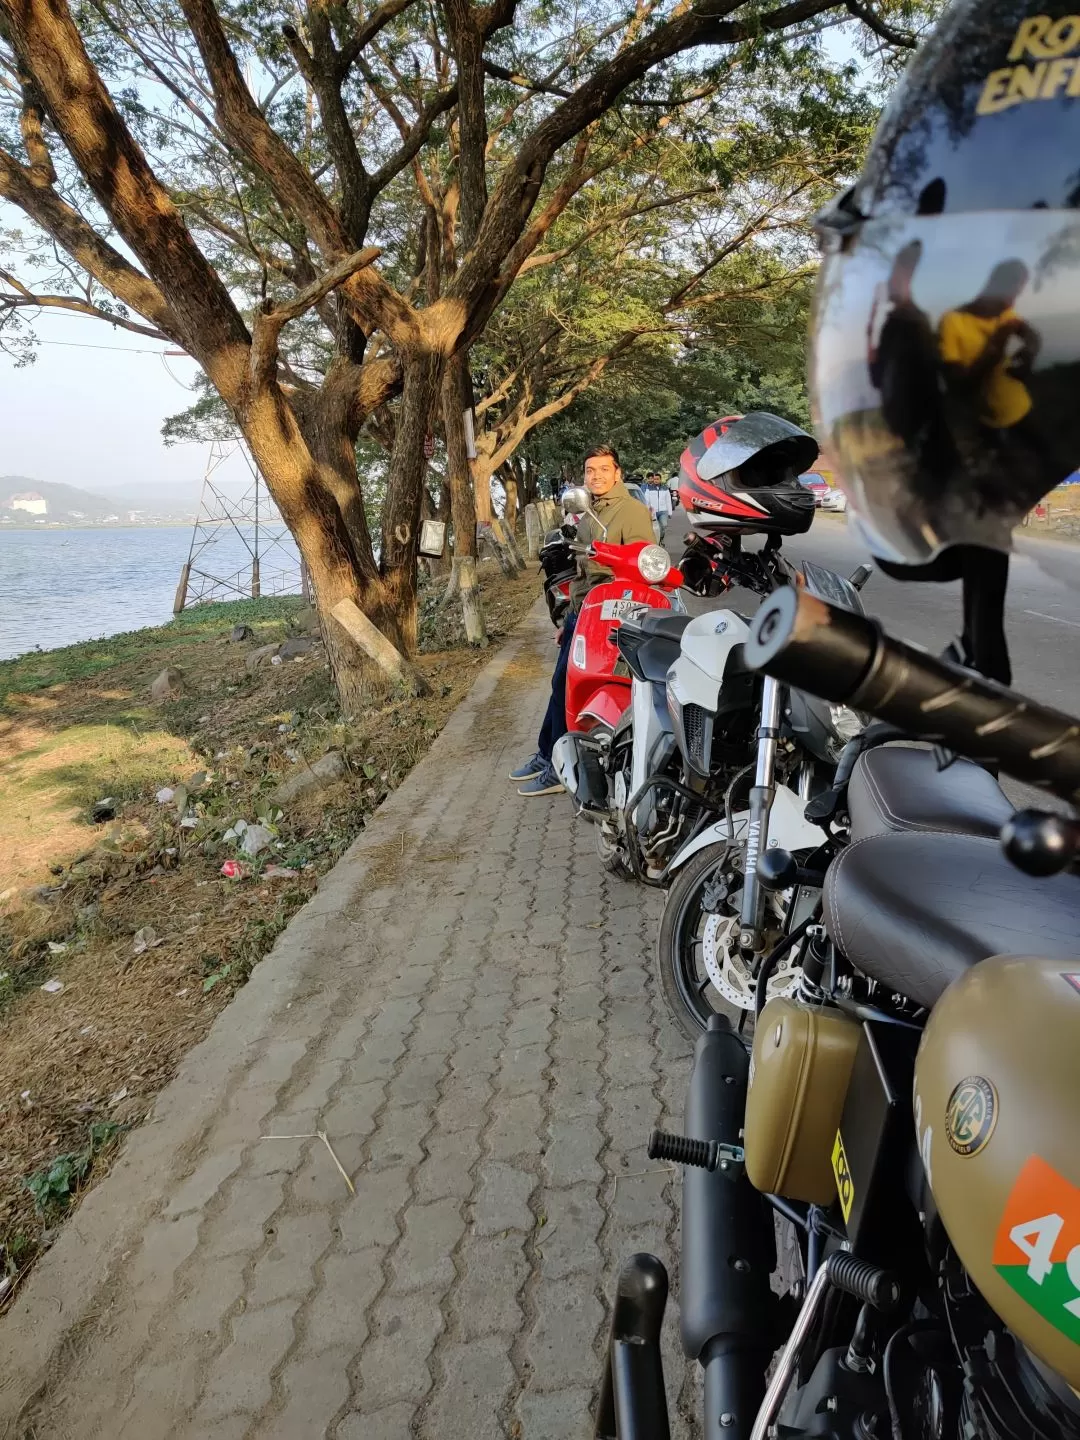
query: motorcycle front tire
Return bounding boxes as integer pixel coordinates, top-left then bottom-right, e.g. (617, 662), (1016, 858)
(656, 840), (738, 1039)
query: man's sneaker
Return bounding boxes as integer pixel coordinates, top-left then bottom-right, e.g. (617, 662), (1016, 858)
(508, 752), (545, 783)
(518, 765), (563, 797)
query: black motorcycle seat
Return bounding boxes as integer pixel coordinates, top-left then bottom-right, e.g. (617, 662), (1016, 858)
(848, 746), (1014, 843)
(634, 611), (693, 642)
(824, 831), (1080, 1009)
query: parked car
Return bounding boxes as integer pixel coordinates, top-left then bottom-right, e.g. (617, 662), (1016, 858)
(798, 470), (829, 503)
(799, 470), (847, 511)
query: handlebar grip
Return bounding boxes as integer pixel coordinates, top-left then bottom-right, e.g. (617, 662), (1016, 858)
(745, 588), (1080, 805)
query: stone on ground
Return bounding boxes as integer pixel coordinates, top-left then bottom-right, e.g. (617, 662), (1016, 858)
(149, 666), (185, 703)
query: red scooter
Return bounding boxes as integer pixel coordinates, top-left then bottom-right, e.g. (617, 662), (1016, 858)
(565, 538), (685, 732)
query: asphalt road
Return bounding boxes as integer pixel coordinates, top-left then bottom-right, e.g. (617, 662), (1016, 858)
(665, 507), (1080, 808)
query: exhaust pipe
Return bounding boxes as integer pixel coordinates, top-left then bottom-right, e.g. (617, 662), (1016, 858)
(681, 1015), (777, 1439)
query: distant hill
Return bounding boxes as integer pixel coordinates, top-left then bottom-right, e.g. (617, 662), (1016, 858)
(0, 476), (198, 522)
(0, 476), (116, 519)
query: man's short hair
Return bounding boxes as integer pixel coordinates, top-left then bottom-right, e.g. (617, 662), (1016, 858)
(585, 444), (621, 468)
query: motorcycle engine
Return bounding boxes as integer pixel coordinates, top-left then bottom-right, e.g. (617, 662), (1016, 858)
(942, 1259), (1080, 1440)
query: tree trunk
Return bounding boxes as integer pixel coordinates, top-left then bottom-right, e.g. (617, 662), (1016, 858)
(455, 554), (487, 646)
(442, 350), (488, 643)
(523, 456), (538, 506)
(473, 460), (493, 524)
(236, 387), (388, 717)
(378, 352), (442, 655)
(442, 351), (478, 561)
(503, 471), (520, 534)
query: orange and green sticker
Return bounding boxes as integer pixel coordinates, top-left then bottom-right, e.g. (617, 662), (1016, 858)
(994, 1155), (1080, 1346)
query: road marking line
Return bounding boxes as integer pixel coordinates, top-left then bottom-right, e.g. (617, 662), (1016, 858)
(1024, 609), (1080, 629)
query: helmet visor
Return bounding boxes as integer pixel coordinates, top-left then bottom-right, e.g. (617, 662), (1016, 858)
(698, 412), (819, 481)
(811, 209), (1080, 564)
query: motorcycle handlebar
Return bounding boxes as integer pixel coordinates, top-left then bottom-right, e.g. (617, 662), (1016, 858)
(745, 587), (1080, 805)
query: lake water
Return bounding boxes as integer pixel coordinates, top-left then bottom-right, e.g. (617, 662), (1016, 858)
(0, 526), (302, 661)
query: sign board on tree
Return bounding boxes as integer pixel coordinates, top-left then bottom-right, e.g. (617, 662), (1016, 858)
(419, 519), (447, 558)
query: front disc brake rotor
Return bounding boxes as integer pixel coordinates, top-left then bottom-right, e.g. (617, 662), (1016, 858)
(701, 915), (802, 1012)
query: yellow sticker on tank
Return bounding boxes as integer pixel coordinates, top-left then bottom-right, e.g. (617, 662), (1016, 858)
(832, 1131), (854, 1222)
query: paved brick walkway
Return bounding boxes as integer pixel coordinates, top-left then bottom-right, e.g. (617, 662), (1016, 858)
(0, 606), (698, 1440)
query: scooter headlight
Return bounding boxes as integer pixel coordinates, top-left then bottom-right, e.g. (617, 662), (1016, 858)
(638, 544), (672, 584)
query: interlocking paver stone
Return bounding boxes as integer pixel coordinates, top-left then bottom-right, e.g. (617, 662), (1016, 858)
(388, 1197), (465, 1294)
(0, 607), (698, 1440)
(473, 1161), (535, 1235)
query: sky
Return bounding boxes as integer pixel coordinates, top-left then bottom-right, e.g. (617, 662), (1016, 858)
(0, 302), (250, 500)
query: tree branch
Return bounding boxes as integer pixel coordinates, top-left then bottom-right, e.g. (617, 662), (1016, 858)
(176, 0), (416, 343)
(442, 0), (489, 247)
(338, 0), (419, 75)
(844, 0), (916, 48)
(449, 0), (838, 309)
(1, 0), (249, 364)
(18, 72), (54, 185)
(0, 268), (172, 339)
(282, 15), (371, 243)
(482, 59), (571, 99)
(249, 246), (382, 384)
(0, 144), (181, 341)
(370, 82), (458, 192)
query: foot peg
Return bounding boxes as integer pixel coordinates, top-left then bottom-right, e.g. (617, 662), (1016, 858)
(648, 1128), (744, 1175)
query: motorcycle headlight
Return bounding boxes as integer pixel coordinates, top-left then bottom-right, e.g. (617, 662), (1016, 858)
(638, 544), (672, 584)
(829, 704), (864, 742)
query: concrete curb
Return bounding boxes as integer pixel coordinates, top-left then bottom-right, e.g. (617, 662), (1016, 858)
(0, 603), (550, 1430)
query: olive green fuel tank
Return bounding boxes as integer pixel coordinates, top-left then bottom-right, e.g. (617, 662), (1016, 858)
(914, 955), (1080, 1387)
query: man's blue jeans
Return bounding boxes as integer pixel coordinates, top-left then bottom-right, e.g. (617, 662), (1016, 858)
(537, 611), (577, 763)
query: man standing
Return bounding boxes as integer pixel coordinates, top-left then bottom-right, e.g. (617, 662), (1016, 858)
(649, 472), (673, 540)
(510, 445), (655, 796)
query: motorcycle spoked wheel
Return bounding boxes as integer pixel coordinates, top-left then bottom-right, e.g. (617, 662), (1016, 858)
(657, 840), (796, 1038)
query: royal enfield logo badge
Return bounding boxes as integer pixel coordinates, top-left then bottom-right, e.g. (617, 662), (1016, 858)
(945, 1076), (998, 1157)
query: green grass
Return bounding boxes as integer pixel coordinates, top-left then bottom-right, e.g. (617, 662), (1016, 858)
(23, 1122), (127, 1223)
(0, 597), (305, 705)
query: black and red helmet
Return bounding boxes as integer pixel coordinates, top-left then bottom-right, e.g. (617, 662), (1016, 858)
(679, 412), (819, 535)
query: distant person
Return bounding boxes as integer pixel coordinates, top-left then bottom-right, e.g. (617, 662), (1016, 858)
(509, 446), (654, 796)
(646, 472), (673, 540)
(867, 239), (957, 490)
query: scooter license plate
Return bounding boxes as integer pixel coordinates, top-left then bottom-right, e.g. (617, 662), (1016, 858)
(599, 599), (650, 622)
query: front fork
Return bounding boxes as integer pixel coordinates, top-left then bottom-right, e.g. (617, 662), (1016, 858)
(739, 675), (782, 953)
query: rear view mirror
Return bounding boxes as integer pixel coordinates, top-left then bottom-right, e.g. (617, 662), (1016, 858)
(562, 486), (589, 515)
(849, 564), (873, 591)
